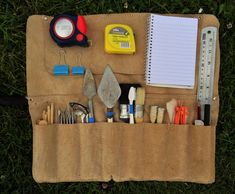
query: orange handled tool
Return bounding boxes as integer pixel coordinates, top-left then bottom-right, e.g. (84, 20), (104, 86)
(174, 105), (188, 124)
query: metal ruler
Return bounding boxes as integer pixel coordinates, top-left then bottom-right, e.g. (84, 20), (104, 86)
(197, 26), (217, 125)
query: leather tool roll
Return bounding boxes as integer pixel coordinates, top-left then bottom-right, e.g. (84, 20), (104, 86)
(27, 13), (220, 183)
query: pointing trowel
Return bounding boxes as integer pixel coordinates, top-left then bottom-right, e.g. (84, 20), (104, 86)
(83, 68), (96, 123)
(98, 65), (121, 122)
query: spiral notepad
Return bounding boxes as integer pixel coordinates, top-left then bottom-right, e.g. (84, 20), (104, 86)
(145, 14), (198, 88)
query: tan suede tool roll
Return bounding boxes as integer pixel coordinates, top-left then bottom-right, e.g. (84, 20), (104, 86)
(26, 13), (220, 183)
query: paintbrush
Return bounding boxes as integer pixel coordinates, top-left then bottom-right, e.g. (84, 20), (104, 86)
(135, 87), (145, 123)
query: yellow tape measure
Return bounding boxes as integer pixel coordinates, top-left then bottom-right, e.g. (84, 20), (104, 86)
(105, 24), (136, 54)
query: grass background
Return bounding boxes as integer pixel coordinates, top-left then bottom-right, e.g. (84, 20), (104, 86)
(0, 0), (234, 193)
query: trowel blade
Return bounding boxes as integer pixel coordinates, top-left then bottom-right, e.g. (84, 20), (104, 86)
(83, 68), (96, 99)
(98, 65), (121, 108)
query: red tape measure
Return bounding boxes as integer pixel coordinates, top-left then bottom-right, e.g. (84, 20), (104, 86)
(49, 14), (89, 47)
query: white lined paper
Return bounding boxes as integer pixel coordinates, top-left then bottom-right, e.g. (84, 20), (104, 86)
(146, 14), (198, 88)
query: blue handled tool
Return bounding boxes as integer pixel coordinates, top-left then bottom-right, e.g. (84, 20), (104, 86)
(83, 68), (96, 123)
(97, 65), (121, 122)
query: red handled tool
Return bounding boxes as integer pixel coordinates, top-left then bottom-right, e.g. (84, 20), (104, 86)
(174, 105), (188, 124)
(49, 14), (89, 47)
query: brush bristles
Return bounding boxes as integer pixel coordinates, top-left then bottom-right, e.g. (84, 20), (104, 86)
(136, 87), (146, 105)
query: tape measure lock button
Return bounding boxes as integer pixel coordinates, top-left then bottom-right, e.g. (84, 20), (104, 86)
(76, 34), (83, 41)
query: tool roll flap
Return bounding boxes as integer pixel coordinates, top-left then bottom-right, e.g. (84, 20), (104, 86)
(27, 13), (220, 183)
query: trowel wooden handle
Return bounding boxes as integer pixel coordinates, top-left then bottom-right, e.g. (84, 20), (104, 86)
(107, 118), (113, 123)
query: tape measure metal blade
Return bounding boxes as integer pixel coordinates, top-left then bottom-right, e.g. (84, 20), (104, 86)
(197, 26), (217, 119)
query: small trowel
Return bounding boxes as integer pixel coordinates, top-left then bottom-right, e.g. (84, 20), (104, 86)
(98, 65), (121, 122)
(83, 68), (96, 123)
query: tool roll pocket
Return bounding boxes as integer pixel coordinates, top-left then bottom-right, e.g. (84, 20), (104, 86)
(114, 123), (215, 182)
(32, 121), (216, 183)
(29, 72), (218, 183)
(33, 123), (111, 182)
(30, 90), (217, 183)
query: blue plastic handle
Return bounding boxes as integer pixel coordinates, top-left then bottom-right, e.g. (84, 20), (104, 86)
(106, 111), (114, 118)
(129, 104), (134, 114)
(88, 117), (95, 123)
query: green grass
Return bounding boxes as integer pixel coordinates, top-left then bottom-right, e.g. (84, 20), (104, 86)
(0, 0), (235, 193)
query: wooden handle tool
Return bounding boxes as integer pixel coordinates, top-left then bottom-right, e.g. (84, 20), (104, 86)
(50, 103), (54, 124)
(150, 105), (158, 123)
(166, 99), (177, 124)
(38, 109), (48, 125)
(135, 87), (145, 123)
(157, 107), (165, 124)
(47, 105), (51, 124)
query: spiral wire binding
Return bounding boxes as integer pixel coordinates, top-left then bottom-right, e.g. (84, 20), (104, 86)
(144, 14), (154, 84)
